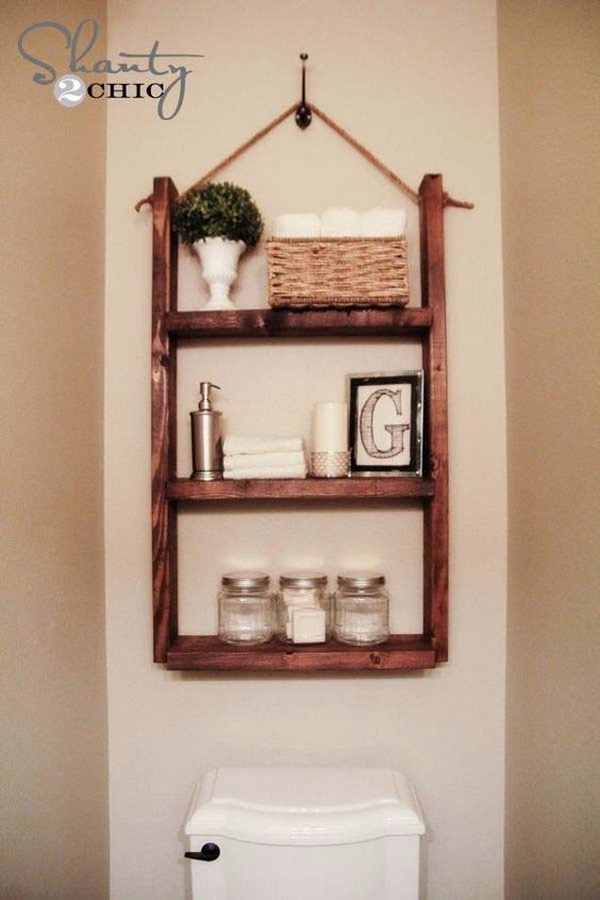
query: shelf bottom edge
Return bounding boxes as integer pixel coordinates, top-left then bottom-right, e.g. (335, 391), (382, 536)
(164, 638), (437, 672)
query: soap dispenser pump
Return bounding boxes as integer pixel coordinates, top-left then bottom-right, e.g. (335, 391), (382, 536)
(190, 382), (223, 481)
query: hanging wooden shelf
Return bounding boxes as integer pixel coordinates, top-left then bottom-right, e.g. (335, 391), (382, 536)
(151, 174), (449, 673)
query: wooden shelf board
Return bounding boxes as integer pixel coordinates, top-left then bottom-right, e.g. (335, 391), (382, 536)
(167, 477), (435, 502)
(165, 307), (432, 339)
(166, 635), (437, 671)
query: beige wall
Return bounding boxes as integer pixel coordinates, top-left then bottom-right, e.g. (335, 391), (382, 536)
(499, 1), (600, 898)
(105, 2), (506, 898)
(3, 3), (597, 896)
(0, 3), (108, 898)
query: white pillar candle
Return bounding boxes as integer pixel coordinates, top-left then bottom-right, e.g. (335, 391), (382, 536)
(312, 402), (348, 452)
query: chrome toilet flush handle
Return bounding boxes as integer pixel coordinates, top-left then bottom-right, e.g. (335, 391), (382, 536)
(185, 842), (221, 862)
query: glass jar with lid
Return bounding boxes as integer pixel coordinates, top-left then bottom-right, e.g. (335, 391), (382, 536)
(333, 571), (389, 646)
(276, 571), (330, 644)
(218, 571), (273, 646)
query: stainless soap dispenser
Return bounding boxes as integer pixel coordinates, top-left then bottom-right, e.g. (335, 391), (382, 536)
(190, 382), (223, 481)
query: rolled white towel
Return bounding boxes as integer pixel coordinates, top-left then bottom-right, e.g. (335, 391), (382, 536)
(224, 463), (307, 480)
(224, 451), (306, 471)
(320, 207), (361, 237)
(272, 213), (321, 238)
(360, 207), (407, 237)
(223, 435), (304, 455)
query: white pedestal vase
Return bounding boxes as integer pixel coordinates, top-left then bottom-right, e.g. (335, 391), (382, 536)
(195, 237), (246, 310)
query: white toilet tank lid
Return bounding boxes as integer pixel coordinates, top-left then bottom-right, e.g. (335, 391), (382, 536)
(185, 767), (425, 846)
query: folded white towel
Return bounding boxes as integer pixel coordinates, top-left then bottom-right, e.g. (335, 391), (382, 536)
(273, 213), (321, 238)
(360, 207), (407, 237)
(223, 435), (304, 455)
(224, 451), (306, 471)
(224, 463), (307, 480)
(320, 207), (362, 237)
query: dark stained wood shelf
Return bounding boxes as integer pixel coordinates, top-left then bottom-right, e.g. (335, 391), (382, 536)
(166, 635), (437, 672)
(165, 306), (432, 339)
(151, 174), (449, 673)
(167, 476), (435, 502)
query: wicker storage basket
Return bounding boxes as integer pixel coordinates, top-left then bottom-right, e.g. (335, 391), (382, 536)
(266, 236), (409, 309)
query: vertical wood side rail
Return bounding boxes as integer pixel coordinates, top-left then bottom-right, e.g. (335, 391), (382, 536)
(152, 177), (179, 662)
(419, 174), (449, 661)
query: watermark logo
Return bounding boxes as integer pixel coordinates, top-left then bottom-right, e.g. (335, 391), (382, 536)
(18, 18), (203, 119)
(53, 74), (86, 107)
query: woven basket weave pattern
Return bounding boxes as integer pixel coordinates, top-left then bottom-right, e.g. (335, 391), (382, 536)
(266, 236), (409, 309)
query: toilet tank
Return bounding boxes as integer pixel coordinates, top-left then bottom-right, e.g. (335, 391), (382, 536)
(185, 767), (425, 900)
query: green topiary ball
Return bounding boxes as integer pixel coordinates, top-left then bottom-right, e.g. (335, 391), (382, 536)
(172, 181), (264, 247)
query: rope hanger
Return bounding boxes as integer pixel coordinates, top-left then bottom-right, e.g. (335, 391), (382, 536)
(135, 56), (474, 213)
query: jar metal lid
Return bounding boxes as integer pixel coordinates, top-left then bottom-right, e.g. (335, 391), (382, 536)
(279, 571), (328, 588)
(222, 571), (270, 589)
(337, 571), (386, 588)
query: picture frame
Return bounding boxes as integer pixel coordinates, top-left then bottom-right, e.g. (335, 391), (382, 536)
(347, 371), (424, 476)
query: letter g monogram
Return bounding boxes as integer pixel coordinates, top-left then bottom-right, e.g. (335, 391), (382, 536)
(359, 389), (410, 459)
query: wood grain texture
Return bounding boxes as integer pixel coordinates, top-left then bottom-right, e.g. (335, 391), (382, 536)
(419, 174), (449, 662)
(166, 635), (436, 671)
(152, 177), (179, 662)
(165, 307), (432, 338)
(167, 477), (435, 502)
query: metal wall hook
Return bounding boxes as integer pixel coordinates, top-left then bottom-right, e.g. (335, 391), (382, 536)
(295, 53), (312, 129)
